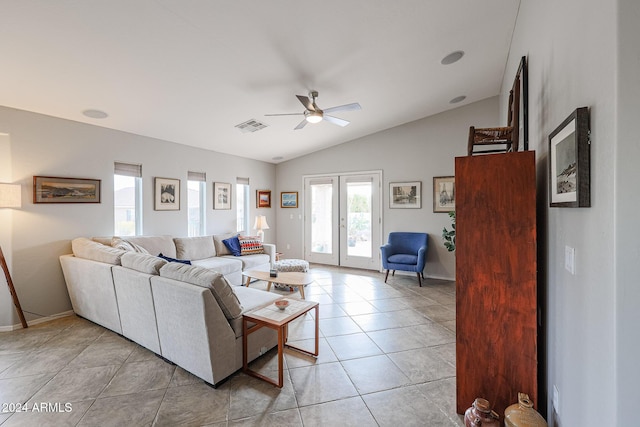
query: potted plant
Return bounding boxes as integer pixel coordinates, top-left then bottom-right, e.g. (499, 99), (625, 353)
(442, 211), (455, 252)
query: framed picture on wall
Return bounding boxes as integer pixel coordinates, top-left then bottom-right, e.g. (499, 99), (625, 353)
(433, 176), (455, 213)
(389, 181), (421, 209)
(213, 182), (231, 209)
(256, 190), (271, 208)
(154, 177), (180, 211)
(280, 191), (298, 208)
(549, 107), (590, 207)
(33, 176), (101, 203)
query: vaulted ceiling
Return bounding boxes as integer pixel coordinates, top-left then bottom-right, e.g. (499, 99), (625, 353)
(1, 1), (520, 163)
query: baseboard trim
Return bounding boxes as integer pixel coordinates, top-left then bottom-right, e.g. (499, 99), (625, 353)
(0, 310), (75, 332)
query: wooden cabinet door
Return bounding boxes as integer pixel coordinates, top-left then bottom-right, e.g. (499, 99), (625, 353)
(455, 151), (537, 418)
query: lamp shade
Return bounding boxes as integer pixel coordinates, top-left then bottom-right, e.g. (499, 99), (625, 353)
(253, 215), (270, 230)
(0, 184), (21, 208)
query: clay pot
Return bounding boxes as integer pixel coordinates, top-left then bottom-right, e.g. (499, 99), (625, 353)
(464, 398), (500, 427)
(504, 393), (547, 427)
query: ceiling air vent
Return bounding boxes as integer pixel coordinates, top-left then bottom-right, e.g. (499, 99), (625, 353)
(235, 119), (268, 134)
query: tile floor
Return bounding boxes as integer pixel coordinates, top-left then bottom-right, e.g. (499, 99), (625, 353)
(0, 265), (464, 426)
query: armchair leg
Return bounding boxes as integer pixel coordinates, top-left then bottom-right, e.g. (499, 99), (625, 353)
(384, 270), (389, 283)
(416, 273), (422, 287)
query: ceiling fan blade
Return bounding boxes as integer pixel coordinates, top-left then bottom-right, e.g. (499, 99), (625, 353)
(296, 95), (315, 111)
(264, 113), (303, 116)
(323, 115), (350, 127)
(294, 119), (308, 130)
(322, 102), (362, 114)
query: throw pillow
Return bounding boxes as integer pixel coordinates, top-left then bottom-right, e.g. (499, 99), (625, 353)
(222, 236), (242, 256)
(157, 253), (192, 265)
(238, 235), (265, 256)
(112, 238), (150, 254)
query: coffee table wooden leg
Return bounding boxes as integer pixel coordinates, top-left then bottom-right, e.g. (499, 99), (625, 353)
(267, 281), (273, 292)
(245, 275), (251, 287)
(298, 285), (305, 299)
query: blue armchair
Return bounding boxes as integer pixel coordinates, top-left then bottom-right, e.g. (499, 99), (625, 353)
(380, 232), (429, 287)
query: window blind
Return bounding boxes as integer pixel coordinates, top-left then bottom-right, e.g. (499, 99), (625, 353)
(114, 162), (142, 177)
(188, 171), (206, 182)
(236, 177), (250, 185)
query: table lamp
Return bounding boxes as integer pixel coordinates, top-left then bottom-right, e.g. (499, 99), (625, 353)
(253, 215), (270, 242)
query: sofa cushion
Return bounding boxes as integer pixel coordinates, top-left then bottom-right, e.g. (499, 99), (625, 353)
(213, 232), (238, 256)
(238, 235), (265, 255)
(174, 236), (216, 260)
(158, 253), (192, 265)
(191, 257), (242, 277)
(124, 235), (177, 258)
(121, 252), (167, 275)
(221, 254), (270, 270)
(112, 238), (150, 254)
(222, 236), (241, 256)
(229, 286), (281, 337)
(72, 237), (125, 265)
(159, 263), (243, 320)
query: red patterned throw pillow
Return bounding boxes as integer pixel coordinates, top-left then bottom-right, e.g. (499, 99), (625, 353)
(238, 236), (265, 255)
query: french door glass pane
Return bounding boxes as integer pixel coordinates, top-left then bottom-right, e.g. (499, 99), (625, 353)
(311, 183), (333, 254)
(346, 181), (372, 257)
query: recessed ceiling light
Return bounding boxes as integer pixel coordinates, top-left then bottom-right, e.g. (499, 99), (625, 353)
(441, 50), (465, 65)
(82, 109), (108, 119)
(450, 95), (467, 104)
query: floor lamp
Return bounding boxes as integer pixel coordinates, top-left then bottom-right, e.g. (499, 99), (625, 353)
(0, 183), (27, 328)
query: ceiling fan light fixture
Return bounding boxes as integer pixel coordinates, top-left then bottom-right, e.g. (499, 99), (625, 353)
(305, 111), (323, 123)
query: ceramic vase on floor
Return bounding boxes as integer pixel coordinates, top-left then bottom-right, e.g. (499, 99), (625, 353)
(464, 398), (500, 427)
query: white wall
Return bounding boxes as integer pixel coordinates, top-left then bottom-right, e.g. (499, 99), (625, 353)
(615, 1), (640, 425)
(275, 97), (499, 280)
(504, 0), (618, 425)
(0, 106), (275, 328)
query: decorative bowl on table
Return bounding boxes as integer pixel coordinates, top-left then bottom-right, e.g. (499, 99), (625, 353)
(274, 300), (289, 310)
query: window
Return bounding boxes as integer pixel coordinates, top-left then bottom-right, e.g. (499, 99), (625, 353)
(236, 177), (250, 233)
(114, 162), (142, 236)
(188, 171), (206, 237)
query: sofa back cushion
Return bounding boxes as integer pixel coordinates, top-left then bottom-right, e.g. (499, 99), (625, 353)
(72, 237), (125, 265)
(124, 235), (177, 258)
(159, 263), (243, 320)
(213, 232), (238, 256)
(121, 252), (167, 275)
(174, 236), (216, 260)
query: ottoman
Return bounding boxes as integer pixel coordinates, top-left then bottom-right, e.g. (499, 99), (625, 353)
(273, 259), (310, 291)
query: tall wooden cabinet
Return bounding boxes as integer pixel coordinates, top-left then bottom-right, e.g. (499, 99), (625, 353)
(455, 151), (537, 418)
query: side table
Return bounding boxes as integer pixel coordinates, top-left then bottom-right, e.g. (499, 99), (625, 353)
(242, 297), (319, 388)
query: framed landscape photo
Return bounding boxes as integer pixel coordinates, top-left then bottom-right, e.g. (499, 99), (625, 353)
(154, 177), (180, 211)
(433, 176), (455, 213)
(213, 182), (231, 210)
(390, 181), (421, 209)
(549, 107), (590, 207)
(281, 191), (298, 208)
(33, 176), (101, 203)
(256, 190), (271, 208)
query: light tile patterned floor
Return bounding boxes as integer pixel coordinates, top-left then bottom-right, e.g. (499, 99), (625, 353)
(0, 265), (464, 426)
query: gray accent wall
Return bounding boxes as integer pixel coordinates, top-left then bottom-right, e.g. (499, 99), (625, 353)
(0, 106), (275, 328)
(275, 97), (499, 281)
(504, 0), (636, 425)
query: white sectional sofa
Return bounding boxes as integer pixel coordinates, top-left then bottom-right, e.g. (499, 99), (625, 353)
(59, 235), (281, 386)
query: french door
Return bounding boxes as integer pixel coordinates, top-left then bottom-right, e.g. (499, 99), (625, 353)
(304, 171), (382, 270)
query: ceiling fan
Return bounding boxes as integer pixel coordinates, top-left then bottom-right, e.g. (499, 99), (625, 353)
(265, 90), (361, 130)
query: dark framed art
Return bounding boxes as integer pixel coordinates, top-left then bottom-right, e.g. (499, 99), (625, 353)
(154, 177), (180, 211)
(213, 182), (231, 210)
(280, 191), (298, 208)
(433, 176), (455, 213)
(256, 190), (271, 208)
(33, 176), (101, 203)
(549, 107), (590, 207)
(389, 181), (421, 209)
